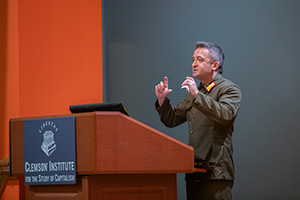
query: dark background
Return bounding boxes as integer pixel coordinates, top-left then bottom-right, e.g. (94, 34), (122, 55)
(102, 0), (300, 199)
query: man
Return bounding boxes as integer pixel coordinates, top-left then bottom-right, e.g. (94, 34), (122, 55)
(155, 41), (242, 200)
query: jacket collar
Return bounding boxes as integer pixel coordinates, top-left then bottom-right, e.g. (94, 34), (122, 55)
(199, 73), (222, 92)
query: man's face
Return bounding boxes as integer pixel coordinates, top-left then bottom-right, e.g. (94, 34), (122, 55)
(192, 48), (215, 81)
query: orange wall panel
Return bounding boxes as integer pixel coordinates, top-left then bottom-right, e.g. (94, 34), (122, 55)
(0, 0), (8, 159)
(1, 0), (19, 158)
(1, 1), (20, 198)
(18, 0), (103, 117)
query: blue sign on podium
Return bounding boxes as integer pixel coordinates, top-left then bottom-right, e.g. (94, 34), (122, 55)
(23, 117), (76, 185)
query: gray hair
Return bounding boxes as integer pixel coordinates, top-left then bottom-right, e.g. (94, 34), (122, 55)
(194, 41), (224, 74)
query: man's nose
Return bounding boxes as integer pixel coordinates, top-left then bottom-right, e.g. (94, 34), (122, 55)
(192, 60), (197, 67)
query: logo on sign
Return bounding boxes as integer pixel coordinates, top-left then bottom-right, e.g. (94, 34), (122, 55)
(41, 131), (56, 156)
(39, 121), (58, 156)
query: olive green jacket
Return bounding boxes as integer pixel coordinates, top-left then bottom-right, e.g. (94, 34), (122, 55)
(155, 73), (242, 180)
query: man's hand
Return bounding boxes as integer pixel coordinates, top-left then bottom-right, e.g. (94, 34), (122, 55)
(181, 76), (199, 97)
(155, 76), (172, 106)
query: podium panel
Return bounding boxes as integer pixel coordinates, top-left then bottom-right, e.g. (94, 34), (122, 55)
(26, 176), (89, 200)
(89, 174), (176, 200)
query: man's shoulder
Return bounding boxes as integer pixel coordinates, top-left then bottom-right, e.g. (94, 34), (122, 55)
(216, 75), (241, 96)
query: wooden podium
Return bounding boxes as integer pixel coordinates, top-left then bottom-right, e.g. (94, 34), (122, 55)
(10, 112), (205, 200)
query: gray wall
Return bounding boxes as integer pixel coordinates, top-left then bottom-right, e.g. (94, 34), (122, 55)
(102, 0), (300, 199)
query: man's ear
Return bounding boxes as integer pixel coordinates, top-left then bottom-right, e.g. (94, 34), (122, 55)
(212, 61), (219, 71)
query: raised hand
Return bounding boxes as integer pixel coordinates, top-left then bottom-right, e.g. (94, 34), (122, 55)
(155, 76), (172, 106)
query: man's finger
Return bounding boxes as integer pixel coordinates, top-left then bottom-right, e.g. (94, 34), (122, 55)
(164, 76), (168, 86)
